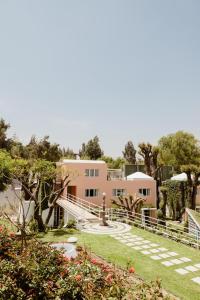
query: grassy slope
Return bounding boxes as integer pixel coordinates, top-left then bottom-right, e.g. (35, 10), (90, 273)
(38, 227), (200, 300)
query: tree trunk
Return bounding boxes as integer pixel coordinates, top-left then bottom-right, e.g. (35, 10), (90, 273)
(191, 185), (197, 210)
(45, 206), (54, 226)
(34, 207), (45, 232)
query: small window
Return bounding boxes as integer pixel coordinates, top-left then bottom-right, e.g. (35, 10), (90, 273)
(85, 169), (99, 177)
(112, 189), (126, 197)
(139, 188), (150, 196)
(85, 189), (99, 197)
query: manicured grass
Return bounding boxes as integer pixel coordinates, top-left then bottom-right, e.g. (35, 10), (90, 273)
(38, 226), (200, 300)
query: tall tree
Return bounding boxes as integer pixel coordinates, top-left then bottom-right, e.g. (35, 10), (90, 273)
(0, 150), (13, 191)
(122, 141), (136, 164)
(62, 147), (76, 159)
(0, 118), (10, 149)
(79, 136), (103, 160)
(158, 131), (200, 172)
(100, 156), (125, 169)
(25, 135), (62, 162)
(181, 164), (200, 210)
(138, 143), (161, 208)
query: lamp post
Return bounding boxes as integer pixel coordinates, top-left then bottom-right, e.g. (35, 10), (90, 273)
(101, 192), (108, 226)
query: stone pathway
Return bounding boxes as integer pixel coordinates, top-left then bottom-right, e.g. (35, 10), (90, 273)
(81, 222), (200, 287)
(110, 232), (200, 286)
(81, 221), (131, 235)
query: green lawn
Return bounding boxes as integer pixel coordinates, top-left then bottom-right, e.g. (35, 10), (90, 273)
(38, 226), (200, 300)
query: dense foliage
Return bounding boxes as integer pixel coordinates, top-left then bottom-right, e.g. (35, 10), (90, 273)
(0, 226), (173, 300)
(122, 141), (136, 164)
(161, 180), (189, 220)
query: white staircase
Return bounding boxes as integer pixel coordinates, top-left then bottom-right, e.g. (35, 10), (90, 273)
(56, 194), (101, 223)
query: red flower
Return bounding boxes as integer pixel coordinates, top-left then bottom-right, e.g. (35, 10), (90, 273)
(91, 258), (98, 265)
(0, 226), (3, 233)
(105, 273), (113, 283)
(9, 232), (15, 237)
(75, 274), (82, 281)
(129, 267), (135, 273)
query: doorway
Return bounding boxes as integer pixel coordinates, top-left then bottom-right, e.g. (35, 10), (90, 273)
(54, 205), (64, 227)
(67, 186), (77, 197)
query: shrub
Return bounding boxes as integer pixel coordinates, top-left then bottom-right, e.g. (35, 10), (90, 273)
(0, 225), (174, 299)
(66, 219), (77, 229)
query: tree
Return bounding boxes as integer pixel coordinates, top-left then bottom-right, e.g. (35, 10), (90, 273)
(0, 118), (10, 149)
(158, 131), (200, 172)
(122, 141), (136, 164)
(79, 136), (103, 160)
(112, 194), (146, 218)
(181, 164), (200, 210)
(138, 143), (162, 208)
(62, 147), (76, 159)
(100, 156), (125, 169)
(0, 150), (13, 191)
(25, 135), (62, 162)
(9, 159), (71, 231)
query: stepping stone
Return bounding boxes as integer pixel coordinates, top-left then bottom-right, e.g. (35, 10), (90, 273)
(141, 245), (151, 249)
(168, 252), (178, 257)
(194, 263), (200, 268)
(192, 277), (200, 285)
(134, 241), (143, 245)
(158, 247), (168, 252)
(132, 246), (142, 250)
(120, 239), (129, 243)
(159, 253), (170, 259)
(150, 249), (160, 253)
(141, 250), (151, 255)
(135, 237), (144, 241)
(126, 243), (134, 246)
(162, 261), (174, 267)
(179, 257), (191, 262)
(170, 259), (182, 265)
(175, 268), (189, 275)
(151, 255), (162, 260)
(142, 240), (151, 244)
(149, 243), (159, 247)
(185, 266), (198, 272)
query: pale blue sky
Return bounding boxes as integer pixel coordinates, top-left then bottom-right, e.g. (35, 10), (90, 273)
(0, 0), (200, 157)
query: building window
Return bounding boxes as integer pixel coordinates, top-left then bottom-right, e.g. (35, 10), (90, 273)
(85, 189), (99, 197)
(112, 189), (126, 197)
(139, 188), (150, 196)
(85, 169), (99, 177)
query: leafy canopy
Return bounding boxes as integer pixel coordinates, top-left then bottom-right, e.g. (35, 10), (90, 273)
(158, 131), (200, 171)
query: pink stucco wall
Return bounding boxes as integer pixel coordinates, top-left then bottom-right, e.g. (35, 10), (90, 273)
(59, 160), (157, 208)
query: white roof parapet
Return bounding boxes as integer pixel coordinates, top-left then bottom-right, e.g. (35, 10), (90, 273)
(61, 159), (106, 164)
(127, 171), (153, 180)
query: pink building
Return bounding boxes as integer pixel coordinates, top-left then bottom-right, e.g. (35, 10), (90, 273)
(59, 159), (157, 208)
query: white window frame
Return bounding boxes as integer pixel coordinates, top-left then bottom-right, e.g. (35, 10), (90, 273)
(85, 169), (99, 177)
(85, 189), (99, 197)
(138, 188), (150, 196)
(112, 189), (126, 197)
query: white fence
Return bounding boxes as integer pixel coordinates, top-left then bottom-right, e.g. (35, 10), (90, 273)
(63, 194), (200, 249)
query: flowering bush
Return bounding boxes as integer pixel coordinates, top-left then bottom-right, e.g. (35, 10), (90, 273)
(0, 226), (175, 299)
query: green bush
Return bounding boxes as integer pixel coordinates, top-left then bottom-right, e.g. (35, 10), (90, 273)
(66, 219), (76, 229)
(0, 225), (173, 300)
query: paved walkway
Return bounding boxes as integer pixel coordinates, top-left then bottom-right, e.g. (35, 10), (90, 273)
(81, 221), (131, 235)
(80, 220), (200, 287)
(111, 231), (200, 287)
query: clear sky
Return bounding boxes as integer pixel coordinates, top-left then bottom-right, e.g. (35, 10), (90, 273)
(0, 0), (200, 157)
